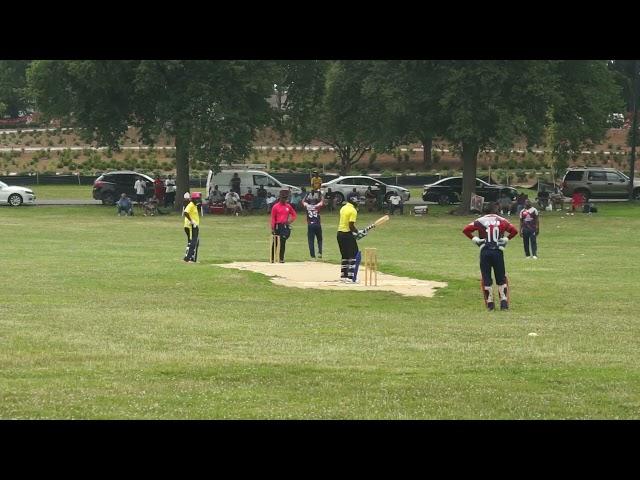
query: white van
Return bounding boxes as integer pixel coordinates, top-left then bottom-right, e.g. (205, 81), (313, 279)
(205, 170), (301, 198)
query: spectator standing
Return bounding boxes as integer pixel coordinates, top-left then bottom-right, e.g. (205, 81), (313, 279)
(519, 198), (540, 259)
(116, 193), (133, 216)
(388, 192), (404, 215)
(376, 183), (387, 211)
(290, 189), (302, 211)
(270, 190), (297, 263)
(266, 192), (277, 212)
(164, 175), (176, 207)
(498, 192), (512, 216)
(365, 186), (377, 212)
(516, 192), (528, 215)
(311, 170), (323, 192)
(134, 177), (147, 211)
(230, 172), (241, 195)
(571, 191), (585, 214)
(154, 175), (165, 205)
(302, 195), (324, 259)
(256, 185), (268, 210)
(324, 188), (336, 212)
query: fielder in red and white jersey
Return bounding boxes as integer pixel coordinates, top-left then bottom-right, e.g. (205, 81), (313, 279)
(462, 202), (518, 311)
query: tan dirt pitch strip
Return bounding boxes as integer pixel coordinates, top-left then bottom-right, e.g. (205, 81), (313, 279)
(215, 261), (447, 297)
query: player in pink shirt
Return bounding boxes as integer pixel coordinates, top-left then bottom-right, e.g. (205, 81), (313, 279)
(270, 189), (298, 263)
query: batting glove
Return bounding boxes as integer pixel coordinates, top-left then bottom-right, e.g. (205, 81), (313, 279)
(472, 237), (484, 246)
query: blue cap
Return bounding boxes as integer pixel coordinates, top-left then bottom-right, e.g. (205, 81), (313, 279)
(347, 192), (359, 204)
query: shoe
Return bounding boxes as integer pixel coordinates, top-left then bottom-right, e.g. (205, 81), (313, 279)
(318, 254), (322, 259)
(525, 256), (531, 259)
(310, 256), (316, 259)
(340, 277), (350, 283)
(279, 260), (285, 263)
(500, 300), (509, 310)
(532, 256), (538, 259)
(487, 302), (495, 311)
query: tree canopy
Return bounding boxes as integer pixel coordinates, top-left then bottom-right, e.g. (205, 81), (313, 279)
(28, 60), (275, 207)
(0, 60), (31, 117)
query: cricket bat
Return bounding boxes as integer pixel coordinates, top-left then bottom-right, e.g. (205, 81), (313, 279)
(363, 215), (390, 233)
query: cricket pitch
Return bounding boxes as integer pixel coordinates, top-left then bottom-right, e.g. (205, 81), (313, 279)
(215, 261), (447, 297)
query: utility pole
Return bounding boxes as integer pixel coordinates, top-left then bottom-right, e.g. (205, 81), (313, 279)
(629, 59), (639, 201)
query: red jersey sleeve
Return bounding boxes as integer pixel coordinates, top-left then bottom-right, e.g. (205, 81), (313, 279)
(501, 218), (518, 239)
(462, 222), (479, 239)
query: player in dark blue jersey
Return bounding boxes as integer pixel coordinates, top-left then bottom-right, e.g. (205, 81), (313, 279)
(463, 202), (518, 311)
(302, 195), (324, 259)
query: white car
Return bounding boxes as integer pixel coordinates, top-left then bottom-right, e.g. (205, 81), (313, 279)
(320, 175), (410, 204)
(0, 180), (36, 206)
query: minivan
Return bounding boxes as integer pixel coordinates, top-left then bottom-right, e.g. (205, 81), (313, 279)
(92, 171), (154, 205)
(205, 170), (302, 198)
(561, 167), (640, 200)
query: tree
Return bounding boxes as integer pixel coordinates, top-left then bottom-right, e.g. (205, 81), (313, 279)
(279, 61), (385, 175)
(27, 60), (275, 209)
(609, 59), (640, 200)
(362, 61), (443, 169)
(428, 60), (622, 214)
(0, 60), (32, 117)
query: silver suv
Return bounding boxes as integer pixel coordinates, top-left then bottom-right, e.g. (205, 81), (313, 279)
(561, 167), (640, 200)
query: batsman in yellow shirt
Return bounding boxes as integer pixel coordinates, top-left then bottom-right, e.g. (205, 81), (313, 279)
(183, 192), (200, 262)
(337, 192), (366, 283)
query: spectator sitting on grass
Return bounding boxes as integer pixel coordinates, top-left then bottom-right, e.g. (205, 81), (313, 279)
(209, 184), (225, 204)
(225, 190), (242, 215)
(243, 188), (255, 213)
(116, 193), (133, 216)
(143, 196), (159, 216)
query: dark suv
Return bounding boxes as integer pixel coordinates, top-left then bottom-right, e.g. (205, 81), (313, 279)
(422, 176), (518, 205)
(92, 171), (154, 205)
(561, 167), (640, 201)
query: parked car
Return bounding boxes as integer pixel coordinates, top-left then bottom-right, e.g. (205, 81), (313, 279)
(92, 171), (154, 205)
(205, 169), (301, 198)
(561, 167), (640, 200)
(422, 177), (518, 205)
(320, 176), (410, 205)
(0, 180), (36, 206)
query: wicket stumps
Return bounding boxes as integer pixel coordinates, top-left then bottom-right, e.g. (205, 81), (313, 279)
(270, 234), (281, 263)
(364, 247), (378, 286)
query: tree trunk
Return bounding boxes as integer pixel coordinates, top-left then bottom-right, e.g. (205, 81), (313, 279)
(338, 146), (351, 176)
(455, 141), (479, 215)
(422, 136), (433, 169)
(629, 59), (638, 201)
(175, 132), (190, 212)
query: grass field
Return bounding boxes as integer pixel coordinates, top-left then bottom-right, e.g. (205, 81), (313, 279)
(1, 193), (639, 419)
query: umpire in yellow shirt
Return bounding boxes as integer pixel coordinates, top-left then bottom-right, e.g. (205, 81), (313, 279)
(337, 192), (367, 283)
(183, 192), (200, 263)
